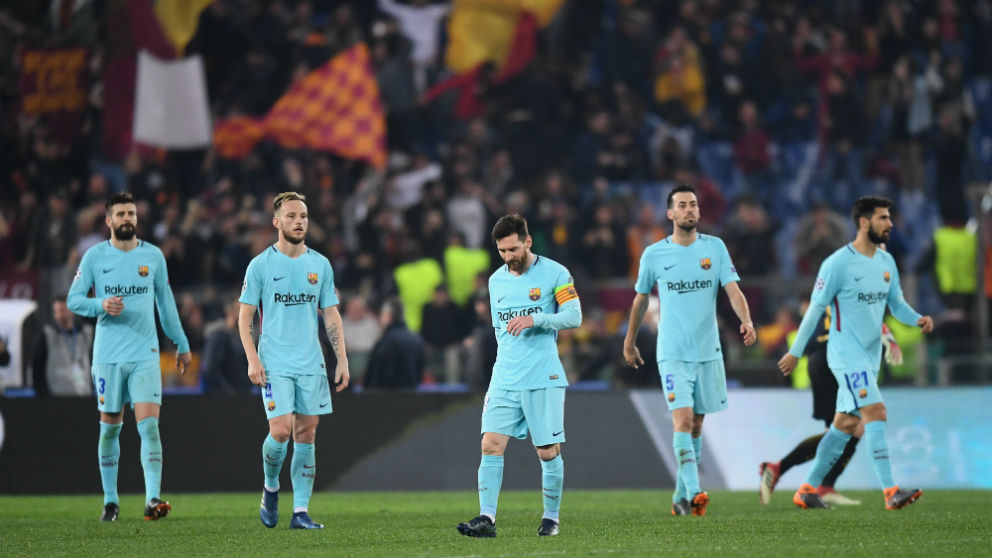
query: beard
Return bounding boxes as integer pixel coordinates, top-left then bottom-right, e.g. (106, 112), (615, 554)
(507, 257), (525, 271)
(867, 228), (889, 244)
(283, 227), (306, 244)
(677, 220), (697, 232)
(113, 223), (136, 240)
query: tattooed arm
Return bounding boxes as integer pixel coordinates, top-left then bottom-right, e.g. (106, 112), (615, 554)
(321, 305), (350, 392)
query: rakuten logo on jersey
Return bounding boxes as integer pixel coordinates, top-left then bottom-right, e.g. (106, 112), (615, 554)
(857, 291), (888, 304)
(104, 285), (149, 296)
(274, 292), (316, 306)
(498, 306), (544, 322)
(666, 279), (713, 294)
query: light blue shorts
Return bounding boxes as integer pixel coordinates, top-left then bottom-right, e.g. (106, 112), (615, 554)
(92, 361), (162, 413)
(659, 360), (728, 414)
(481, 387), (566, 447)
(262, 374), (332, 419)
(833, 368), (883, 416)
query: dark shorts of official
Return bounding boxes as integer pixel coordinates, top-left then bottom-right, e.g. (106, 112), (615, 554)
(808, 349), (836, 427)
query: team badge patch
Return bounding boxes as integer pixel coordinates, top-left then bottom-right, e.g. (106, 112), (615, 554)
(700, 258), (711, 270)
(529, 287), (541, 301)
(859, 389), (868, 399)
(308, 272), (318, 285)
(667, 392), (675, 402)
(99, 396), (105, 405)
(883, 271), (891, 283)
(138, 265), (149, 277)
(268, 401), (276, 411)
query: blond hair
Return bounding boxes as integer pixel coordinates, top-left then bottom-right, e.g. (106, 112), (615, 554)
(273, 191), (307, 214)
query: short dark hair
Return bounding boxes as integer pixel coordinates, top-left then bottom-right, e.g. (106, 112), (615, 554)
(491, 214), (529, 243)
(851, 196), (894, 227)
(667, 184), (696, 208)
(105, 192), (136, 215)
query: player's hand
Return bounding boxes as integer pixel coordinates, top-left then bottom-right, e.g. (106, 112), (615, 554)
(917, 315), (934, 334)
(102, 296), (124, 316)
(334, 361), (350, 392)
(176, 351), (192, 375)
(248, 357), (267, 387)
(623, 344), (644, 369)
(506, 315), (535, 336)
(740, 322), (756, 346)
(777, 353), (799, 376)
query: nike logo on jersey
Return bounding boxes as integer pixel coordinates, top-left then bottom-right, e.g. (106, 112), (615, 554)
(497, 295), (507, 303)
(552, 430), (564, 437)
(854, 276), (864, 281)
(273, 276), (285, 281)
(303, 464), (316, 469)
(102, 268), (113, 274)
(153, 392), (160, 397)
(664, 264), (676, 271)
(720, 398), (727, 404)
(319, 402), (330, 408)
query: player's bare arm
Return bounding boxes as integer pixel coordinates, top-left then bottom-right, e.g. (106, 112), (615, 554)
(623, 292), (649, 369)
(724, 281), (756, 346)
(238, 302), (266, 387)
(322, 305), (350, 392)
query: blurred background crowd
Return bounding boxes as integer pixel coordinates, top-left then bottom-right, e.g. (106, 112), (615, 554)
(1, 0), (991, 395)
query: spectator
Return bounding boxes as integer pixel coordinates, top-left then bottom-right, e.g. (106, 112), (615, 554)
(31, 295), (93, 396)
(341, 296), (381, 385)
(421, 285), (470, 384)
(200, 299), (252, 394)
(365, 298), (425, 389)
(795, 203), (850, 275)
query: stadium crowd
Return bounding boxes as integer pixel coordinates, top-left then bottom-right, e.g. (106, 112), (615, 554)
(1, 0), (990, 392)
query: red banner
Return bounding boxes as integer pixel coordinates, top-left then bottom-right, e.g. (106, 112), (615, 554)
(18, 47), (88, 114)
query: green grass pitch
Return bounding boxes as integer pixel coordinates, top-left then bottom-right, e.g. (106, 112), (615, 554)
(1, 490), (989, 557)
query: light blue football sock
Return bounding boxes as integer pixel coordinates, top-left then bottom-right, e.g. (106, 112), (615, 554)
(673, 435), (701, 504)
(98, 421), (122, 505)
(478, 455), (504, 520)
(541, 455), (564, 522)
(290, 442), (316, 512)
(136, 417), (162, 503)
(803, 425), (852, 487)
(262, 434), (289, 491)
(673, 431), (700, 497)
(865, 421), (896, 488)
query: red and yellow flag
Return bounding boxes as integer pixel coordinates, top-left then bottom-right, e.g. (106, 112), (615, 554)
(214, 44), (386, 168)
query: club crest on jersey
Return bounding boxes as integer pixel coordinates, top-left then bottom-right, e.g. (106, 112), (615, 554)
(859, 389), (868, 399)
(138, 265), (149, 277)
(883, 271), (891, 283)
(529, 288), (541, 301)
(268, 401), (276, 411)
(700, 258), (711, 270)
(667, 392), (675, 402)
(308, 272), (318, 285)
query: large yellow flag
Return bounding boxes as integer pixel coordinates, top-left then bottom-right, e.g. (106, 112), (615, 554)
(446, 0), (564, 73)
(154, 0), (214, 56)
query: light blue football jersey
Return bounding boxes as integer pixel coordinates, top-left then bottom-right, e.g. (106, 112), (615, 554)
(489, 255), (575, 390)
(635, 234), (740, 362)
(809, 244), (920, 372)
(239, 245), (338, 377)
(67, 239), (189, 364)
